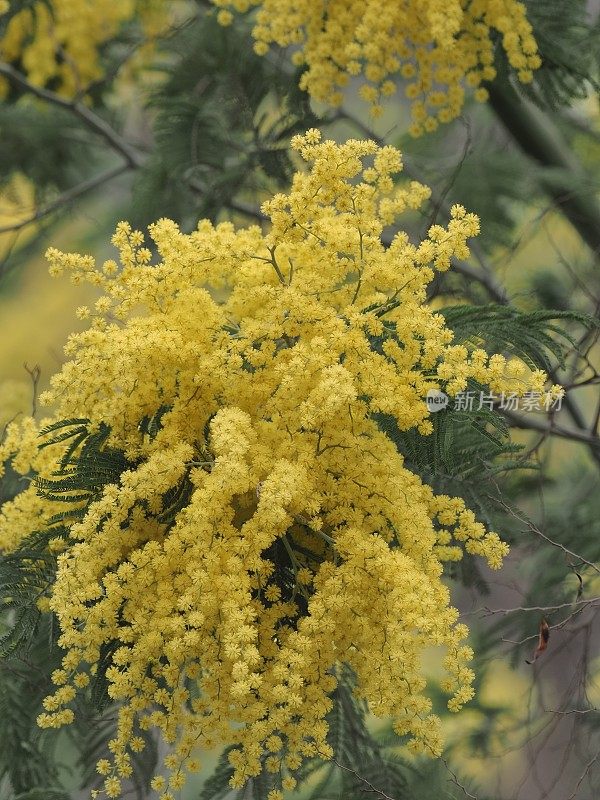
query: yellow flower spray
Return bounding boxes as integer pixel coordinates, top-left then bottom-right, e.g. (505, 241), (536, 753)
(0, 0), (169, 97)
(0, 132), (559, 798)
(213, 0), (540, 131)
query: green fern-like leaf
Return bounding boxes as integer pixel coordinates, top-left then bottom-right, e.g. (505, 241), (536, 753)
(89, 640), (121, 712)
(36, 420), (132, 504)
(524, 0), (600, 109)
(0, 617), (63, 795)
(131, 12), (319, 229)
(0, 530), (58, 657)
(439, 305), (593, 371)
(71, 701), (158, 799)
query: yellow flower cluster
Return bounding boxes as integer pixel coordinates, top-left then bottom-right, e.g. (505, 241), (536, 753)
(212, 0), (540, 133)
(0, 132), (557, 798)
(0, 0), (168, 97)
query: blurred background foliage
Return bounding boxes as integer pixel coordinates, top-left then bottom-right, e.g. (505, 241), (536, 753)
(1, 1), (600, 799)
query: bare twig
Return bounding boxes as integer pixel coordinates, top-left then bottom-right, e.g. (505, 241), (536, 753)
(502, 608), (596, 646)
(567, 752), (600, 800)
(545, 708), (599, 715)
(330, 758), (399, 800)
(441, 758), (478, 800)
(425, 118), (472, 231)
(472, 597), (600, 617)
(23, 363), (41, 418)
(500, 408), (600, 451)
(495, 498), (600, 575)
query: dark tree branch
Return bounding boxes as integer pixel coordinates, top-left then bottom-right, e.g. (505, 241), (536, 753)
(330, 757), (400, 800)
(0, 163), (130, 235)
(0, 62), (144, 169)
(487, 79), (600, 257)
(502, 408), (600, 456)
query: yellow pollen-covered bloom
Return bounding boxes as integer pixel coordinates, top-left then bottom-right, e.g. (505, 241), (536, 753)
(0, 131), (558, 798)
(0, 0), (172, 97)
(212, 0), (540, 130)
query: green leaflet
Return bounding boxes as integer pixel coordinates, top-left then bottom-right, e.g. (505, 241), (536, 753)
(0, 531), (57, 658)
(0, 617), (63, 796)
(131, 13), (319, 230)
(523, 0), (600, 109)
(439, 304), (594, 371)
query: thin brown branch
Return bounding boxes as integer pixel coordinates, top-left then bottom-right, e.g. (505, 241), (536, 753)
(472, 597), (600, 617)
(0, 163), (130, 235)
(425, 118), (472, 230)
(567, 751), (600, 800)
(330, 757), (399, 800)
(501, 408), (600, 452)
(441, 758), (478, 800)
(23, 363), (41, 418)
(0, 62), (144, 168)
(501, 607), (597, 647)
(495, 498), (600, 575)
(545, 708), (599, 715)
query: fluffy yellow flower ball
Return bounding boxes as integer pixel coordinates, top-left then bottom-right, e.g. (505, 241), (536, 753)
(212, 0), (541, 131)
(0, 131), (552, 797)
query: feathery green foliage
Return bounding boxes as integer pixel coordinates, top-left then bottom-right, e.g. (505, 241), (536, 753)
(524, 0), (600, 108)
(131, 14), (318, 229)
(0, 617), (64, 797)
(440, 304), (594, 371)
(0, 420), (159, 797)
(0, 104), (97, 196)
(0, 529), (58, 657)
(36, 419), (131, 504)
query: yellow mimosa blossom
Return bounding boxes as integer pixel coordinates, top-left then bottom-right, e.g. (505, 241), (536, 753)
(0, 132), (558, 797)
(212, 0), (540, 131)
(0, 0), (170, 97)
